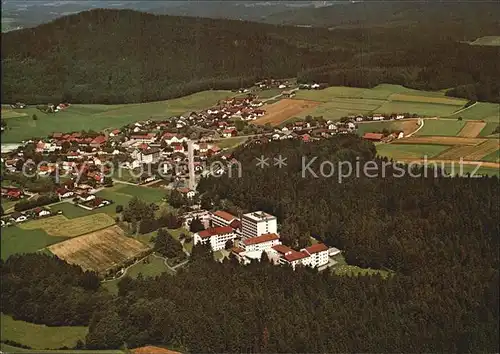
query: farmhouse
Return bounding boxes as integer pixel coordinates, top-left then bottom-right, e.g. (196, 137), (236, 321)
(363, 133), (384, 142)
(10, 212), (27, 223)
(193, 226), (237, 251)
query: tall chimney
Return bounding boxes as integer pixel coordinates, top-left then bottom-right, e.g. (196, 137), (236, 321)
(187, 140), (195, 191)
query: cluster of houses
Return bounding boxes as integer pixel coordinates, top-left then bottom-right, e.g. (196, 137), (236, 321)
(192, 210), (340, 270)
(255, 79), (294, 90)
(1, 187), (24, 201)
(1, 207), (55, 227)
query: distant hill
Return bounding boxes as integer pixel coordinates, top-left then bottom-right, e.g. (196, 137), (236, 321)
(2, 8), (499, 104)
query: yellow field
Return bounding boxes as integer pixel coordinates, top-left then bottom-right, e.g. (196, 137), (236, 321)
(457, 121), (487, 138)
(48, 225), (150, 273)
(462, 140), (499, 160)
(390, 93), (467, 106)
(19, 213), (115, 237)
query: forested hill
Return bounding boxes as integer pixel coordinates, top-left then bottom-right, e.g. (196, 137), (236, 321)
(2, 8), (500, 104)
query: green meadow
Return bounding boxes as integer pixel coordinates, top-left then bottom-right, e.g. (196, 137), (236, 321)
(1, 90), (233, 143)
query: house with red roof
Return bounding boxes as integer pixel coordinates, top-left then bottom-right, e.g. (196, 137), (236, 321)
(193, 226), (236, 251)
(301, 243), (329, 268)
(90, 135), (107, 148)
(211, 210), (238, 228)
(362, 132), (384, 141)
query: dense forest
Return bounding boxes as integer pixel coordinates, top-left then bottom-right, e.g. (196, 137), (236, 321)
(2, 7), (500, 104)
(1, 137), (498, 352)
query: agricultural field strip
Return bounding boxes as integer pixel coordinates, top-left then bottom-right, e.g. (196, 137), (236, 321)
(461, 140), (499, 160)
(18, 213), (116, 237)
(391, 136), (487, 146)
(48, 225), (149, 273)
(388, 93), (467, 106)
(254, 99), (321, 126)
(457, 121), (487, 138)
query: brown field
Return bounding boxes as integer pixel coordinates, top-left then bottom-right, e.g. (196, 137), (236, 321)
(463, 139), (500, 160)
(435, 145), (480, 160)
(457, 121), (487, 138)
(253, 99), (320, 126)
(48, 225), (150, 273)
(392, 119), (421, 135)
(392, 136), (486, 146)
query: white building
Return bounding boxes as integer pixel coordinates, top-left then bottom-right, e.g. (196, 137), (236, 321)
(232, 233), (282, 264)
(183, 210), (211, 229)
(300, 243), (329, 268)
(241, 211), (277, 239)
(137, 148), (160, 164)
(193, 226), (236, 251)
(241, 233), (281, 253)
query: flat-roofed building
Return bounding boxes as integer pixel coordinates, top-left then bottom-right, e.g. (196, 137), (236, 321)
(241, 211), (277, 239)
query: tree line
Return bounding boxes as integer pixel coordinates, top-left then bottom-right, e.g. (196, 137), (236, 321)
(2, 8), (499, 104)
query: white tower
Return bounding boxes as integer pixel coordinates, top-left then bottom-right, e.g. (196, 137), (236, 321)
(187, 140), (195, 191)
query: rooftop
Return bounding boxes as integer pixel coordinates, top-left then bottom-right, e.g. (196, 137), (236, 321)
(243, 233), (279, 246)
(198, 226), (234, 238)
(284, 250), (309, 263)
(242, 211), (276, 222)
(213, 210), (237, 222)
(304, 243), (329, 255)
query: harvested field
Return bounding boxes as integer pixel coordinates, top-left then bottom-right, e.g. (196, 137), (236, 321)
(457, 121), (487, 138)
(48, 225), (150, 273)
(435, 146), (479, 160)
(392, 136), (486, 146)
(19, 213), (115, 237)
(254, 99), (320, 126)
(462, 140), (500, 160)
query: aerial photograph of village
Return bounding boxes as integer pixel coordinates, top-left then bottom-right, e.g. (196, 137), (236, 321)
(0, 0), (499, 353)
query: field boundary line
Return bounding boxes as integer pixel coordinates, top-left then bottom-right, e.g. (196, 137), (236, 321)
(449, 101), (478, 116)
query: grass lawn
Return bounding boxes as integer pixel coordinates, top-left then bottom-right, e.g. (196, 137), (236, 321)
(18, 214), (115, 237)
(1, 226), (67, 260)
(377, 144), (449, 160)
(359, 84), (448, 100)
(479, 122), (499, 137)
(295, 86), (366, 101)
(1, 198), (17, 211)
(374, 101), (462, 117)
(0, 343), (123, 354)
(481, 149), (499, 163)
(1, 90), (233, 143)
(255, 88), (284, 99)
(447, 102), (500, 122)
(0, 313), (87, 350)
(102, 255), (172, 294)
(331, 254), (391, 278)
(113, 184), (164, 203)
(415, 119), (467, 136)
(214, 137), (248, 149)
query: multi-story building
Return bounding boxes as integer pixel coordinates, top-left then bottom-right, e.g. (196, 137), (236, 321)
(270, 243), (330, 270)
(301, 243), (330, 268)
(211, 210), (238, 228)
(193, 226), (236, 251)
(232, 233), (281, 264)
(241, 211), (277, 239)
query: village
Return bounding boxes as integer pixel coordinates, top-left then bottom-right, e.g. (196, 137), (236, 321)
(0, 80), (420, 278)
